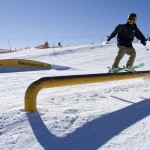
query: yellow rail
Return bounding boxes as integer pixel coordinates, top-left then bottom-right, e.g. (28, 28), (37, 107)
(25, 71), (150, 112)
(0, 59), (51, 68)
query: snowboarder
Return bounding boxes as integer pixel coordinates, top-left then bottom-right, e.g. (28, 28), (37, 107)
(107, 13), (146, 71)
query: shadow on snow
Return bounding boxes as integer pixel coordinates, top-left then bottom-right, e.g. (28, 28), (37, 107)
(27, 98), (150, 150)
(0, 66), (51, 73)
(0, 65), (72, 73)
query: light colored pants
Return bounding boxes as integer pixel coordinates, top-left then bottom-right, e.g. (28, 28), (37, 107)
(112, 46), (136, 68)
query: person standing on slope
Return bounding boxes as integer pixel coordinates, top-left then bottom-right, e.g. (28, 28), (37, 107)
(107, 13), (146, 71)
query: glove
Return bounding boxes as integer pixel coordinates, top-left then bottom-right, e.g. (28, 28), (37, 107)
(141, 41), (146, 46)
(107, 37), (111, 42)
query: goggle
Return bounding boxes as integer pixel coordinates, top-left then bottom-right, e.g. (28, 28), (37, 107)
(128, 19), (136, 23)
(128, 16), (137, 21)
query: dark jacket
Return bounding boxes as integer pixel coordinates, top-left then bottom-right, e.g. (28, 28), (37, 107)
(108, 22), (146, 47)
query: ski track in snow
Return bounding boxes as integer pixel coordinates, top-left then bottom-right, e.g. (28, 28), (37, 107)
(0, 43), (150, 150)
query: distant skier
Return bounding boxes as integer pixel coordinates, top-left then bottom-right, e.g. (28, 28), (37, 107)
(58, 42), (62, 47)
(107, 13), (146, 71)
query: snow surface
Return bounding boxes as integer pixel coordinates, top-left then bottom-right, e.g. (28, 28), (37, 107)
(0, 42), (150, 150)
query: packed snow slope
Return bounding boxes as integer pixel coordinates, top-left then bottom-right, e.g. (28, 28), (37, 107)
(0, 42), (150, 150)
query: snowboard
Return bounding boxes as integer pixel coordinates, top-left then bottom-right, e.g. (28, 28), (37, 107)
(109, 63), (144, 73)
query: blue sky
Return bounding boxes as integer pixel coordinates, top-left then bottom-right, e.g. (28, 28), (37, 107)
(0, 0), (150, 49)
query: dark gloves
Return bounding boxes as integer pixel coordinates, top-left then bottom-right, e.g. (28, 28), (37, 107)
(106, 37), (111, 44)
(107, 37), (111, 42)
(141, 41), (146, 46)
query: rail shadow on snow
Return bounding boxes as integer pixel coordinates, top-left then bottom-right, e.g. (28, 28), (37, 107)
(0, 66), (51, 73)
(27, 98), (150, 150)
(0, 65), (72, 73)
(51, 64), (74, 70)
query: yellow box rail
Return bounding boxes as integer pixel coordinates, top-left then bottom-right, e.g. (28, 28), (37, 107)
(25, 71), (150, 112)
(0, 59), (51, 68)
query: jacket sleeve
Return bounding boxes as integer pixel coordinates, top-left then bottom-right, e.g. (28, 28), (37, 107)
(107, 24), (121, 41)
(134, 26), (146, 42)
